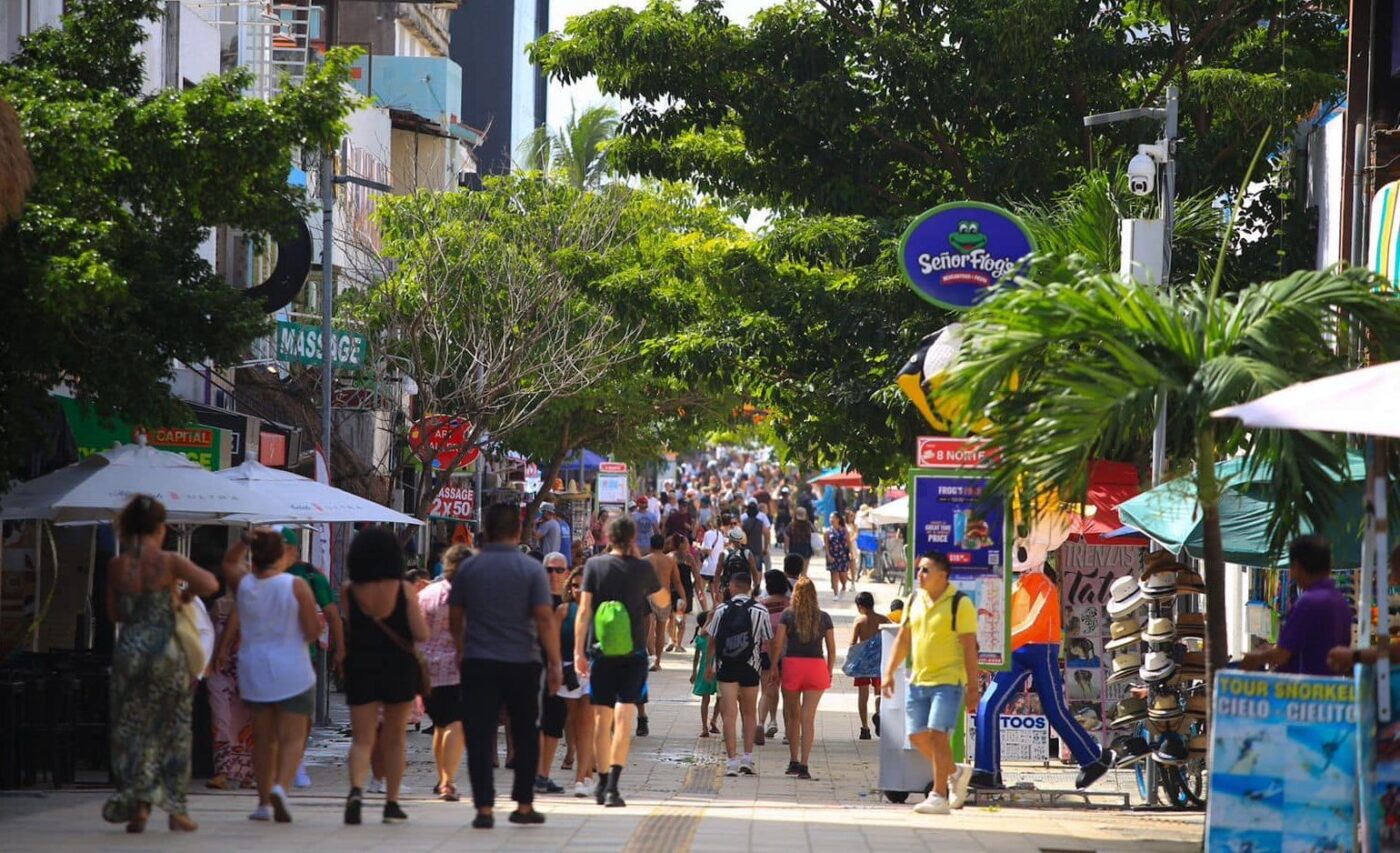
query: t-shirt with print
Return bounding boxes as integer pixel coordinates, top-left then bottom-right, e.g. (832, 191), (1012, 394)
(632, 511), (659, 552)
(707, 594), (772, 672)
(582, 553), (661, 654)
(780, 609), (833, 659)
(448, 544), (552, 664)
(907, 585), (978, 686)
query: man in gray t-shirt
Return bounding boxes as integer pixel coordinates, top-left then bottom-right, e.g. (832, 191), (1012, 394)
(449, 503), (561, 823)
(535, 502), (562, 556)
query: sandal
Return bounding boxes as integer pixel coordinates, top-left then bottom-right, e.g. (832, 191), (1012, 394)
(168, 813), (198, 832)
(709, 721), (719, 734)
(205, 774), (229, 790)
(126, 804), (150, 834)
(560, 757), (574, 771)
(440, 783), (460, 802)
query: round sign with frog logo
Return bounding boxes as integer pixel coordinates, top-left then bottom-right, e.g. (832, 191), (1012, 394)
(898, 201), (1036, 311)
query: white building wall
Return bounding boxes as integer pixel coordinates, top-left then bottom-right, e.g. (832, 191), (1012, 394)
(1308, 109), (1346, 269)
(509, 0), (537, 163)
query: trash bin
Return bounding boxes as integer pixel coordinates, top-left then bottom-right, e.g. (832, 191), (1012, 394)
(876, 623), (932, 803)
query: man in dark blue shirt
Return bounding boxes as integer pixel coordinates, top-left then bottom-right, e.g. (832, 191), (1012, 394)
(1243, 535), (1352, 676)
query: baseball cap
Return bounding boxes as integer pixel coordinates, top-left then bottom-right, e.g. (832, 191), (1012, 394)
(539, 502), (556, 514)
(279, 527), (301, 547)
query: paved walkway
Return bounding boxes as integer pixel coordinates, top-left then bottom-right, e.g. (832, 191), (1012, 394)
(0, 555), (1204, 851)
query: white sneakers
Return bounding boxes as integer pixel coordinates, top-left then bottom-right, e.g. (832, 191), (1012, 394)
(912, 793), (951, 815)
(575, 780), (592, 798)
(725, 758), (740, 777)
(948, 763), (973, 810)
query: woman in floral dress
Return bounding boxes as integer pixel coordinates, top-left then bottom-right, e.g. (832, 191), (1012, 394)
(825, 512), (852, 599)
(206, 594), (254, 788)
(103, 496), (218, 833)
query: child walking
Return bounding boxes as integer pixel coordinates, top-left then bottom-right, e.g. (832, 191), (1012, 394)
(691, 611), (720, 736)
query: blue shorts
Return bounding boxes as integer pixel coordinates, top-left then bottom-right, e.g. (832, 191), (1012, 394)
(906, 683), (964, 735)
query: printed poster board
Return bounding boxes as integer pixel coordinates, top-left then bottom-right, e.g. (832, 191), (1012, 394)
(1059, 540), (1146, 746)
(1206, 671), (1357, 853)
(908, 469), (1011, 669)
(965, 713), (1052, 762)
(597, 474), (629, 507)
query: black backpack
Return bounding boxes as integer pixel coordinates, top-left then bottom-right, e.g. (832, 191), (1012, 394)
(742, 517), (766, 553)
(714, 598), (758, 664)
(722, 547), (752, 585)
(948, 590), (968, 631)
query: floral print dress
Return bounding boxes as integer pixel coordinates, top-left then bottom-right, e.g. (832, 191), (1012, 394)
(103, 588), (192, 822)
(207, 597), (253, 784)
(826, 526), (852, 574)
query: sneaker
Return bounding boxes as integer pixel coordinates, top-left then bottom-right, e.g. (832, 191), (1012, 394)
(859, 727), (872, 740)
(604, 789), (626, 808)
(766, 723), (779, 738)
(472, 812), (494, 829)
(367, 777), (386, 794)
(784, 760), (801, 776)
(294, 765), (312, 789)
(594, 776), (608, 805)
(872, 712), (880, 736)
(509, 809), (546, 825)
(1075, 749), (1115, 790)
(948, 763), (973, 810)
(725, 758), (740, 777)
(636, 718), (650, 738)
(575, 780), (592, 798)
(739, 756), (756, 775)
(382, 801), (408, 824)
(248, 805), (273, 821)
(796, 765), (812, 780)
(534, 776), (565, 794)
(912, 793), (951, 815)
(269, 785), (292, 823)
(344, 788), (362, 825)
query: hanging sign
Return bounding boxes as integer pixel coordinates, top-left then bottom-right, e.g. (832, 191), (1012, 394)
(898, 202), (1036, 311)
(599, 461), (629, 474)
(275, 320), (367, 369)
(916, 436), (991, 469)
(407, 415), (480, 471)
(428, 485), (476, 522)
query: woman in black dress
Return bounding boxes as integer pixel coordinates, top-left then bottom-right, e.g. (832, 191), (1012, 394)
(341, 527), (429, 825)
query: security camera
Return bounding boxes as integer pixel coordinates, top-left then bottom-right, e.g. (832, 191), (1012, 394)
(1127, 152), (1156, 197)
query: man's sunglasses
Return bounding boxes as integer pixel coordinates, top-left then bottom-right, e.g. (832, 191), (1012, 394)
(548, 565), (570, 574)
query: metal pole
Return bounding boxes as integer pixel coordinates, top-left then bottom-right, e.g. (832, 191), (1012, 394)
(316, 42), (335, 722)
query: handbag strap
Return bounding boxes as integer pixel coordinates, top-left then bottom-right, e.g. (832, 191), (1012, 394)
(352, 584), (416, 655)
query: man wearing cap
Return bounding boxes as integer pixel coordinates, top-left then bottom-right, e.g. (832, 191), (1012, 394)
(281, 527), (343, 788)
(535, 503), (562, 557)
(972, 566), (1113, 792)
(631, 497), (660, 556)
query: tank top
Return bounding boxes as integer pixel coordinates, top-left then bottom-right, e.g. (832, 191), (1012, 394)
(347, 582), (413, 660)
(237, 572), (316, 702)
(560, 601), (578, 662)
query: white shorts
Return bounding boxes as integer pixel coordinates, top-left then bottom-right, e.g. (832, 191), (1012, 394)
(558, 676), (591, 701)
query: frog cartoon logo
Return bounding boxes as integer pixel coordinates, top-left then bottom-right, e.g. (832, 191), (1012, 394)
(948, 220), (987, 254)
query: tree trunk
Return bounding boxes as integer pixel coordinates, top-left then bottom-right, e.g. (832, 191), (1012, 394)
(1196, 428), (1229, 780)
(520, 419), (574, 546)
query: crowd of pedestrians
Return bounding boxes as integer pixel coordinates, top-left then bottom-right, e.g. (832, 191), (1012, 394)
(101, 456), (1000, 835)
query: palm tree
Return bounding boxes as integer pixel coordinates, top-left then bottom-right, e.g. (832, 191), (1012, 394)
(517, 103), (620, 189)
(943, 258), (1400, 678)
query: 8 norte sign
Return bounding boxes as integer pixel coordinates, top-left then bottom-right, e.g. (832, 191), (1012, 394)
(898, 202), (1035, 311)
(276, 320), (367, 369)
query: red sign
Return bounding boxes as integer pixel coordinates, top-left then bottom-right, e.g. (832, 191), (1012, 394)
(428, 485), (476, 521)
(599, 462), (628, 474)
(141, 426), (214, 449)
(407, 416), (480, 471)
(916, 437), (991, 469)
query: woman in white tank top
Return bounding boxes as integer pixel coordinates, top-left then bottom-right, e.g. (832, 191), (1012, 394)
(222, 528), (319, 824)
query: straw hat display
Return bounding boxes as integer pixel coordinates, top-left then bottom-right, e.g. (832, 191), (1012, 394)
(1105, 615), (1143, 650)
(1106, 575), (1145, 618)
(1141, 649), (1178, 683)
(1142, 616), (1177, 645)
(1107, 650), (1143, 684)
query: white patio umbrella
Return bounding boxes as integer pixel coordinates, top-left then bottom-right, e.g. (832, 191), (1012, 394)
(869, 495), (908, 526)
(0, 442), (286, 523)
(1213, 359), (1399, 720)
(217, 459), (423, 525)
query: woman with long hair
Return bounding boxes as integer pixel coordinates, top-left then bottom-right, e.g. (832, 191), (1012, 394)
(222, 527), (319, 824)
(769, 577), (836, 780)
(205, 585), (253, 791)
(420, 544), (470, 802)
(666, 533), (697, 653)
(103, 495), (219, 832)
(554, 568), (596, 798)
(342, 526), (429, 825)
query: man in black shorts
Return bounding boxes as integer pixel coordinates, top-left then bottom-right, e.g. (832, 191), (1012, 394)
(574, 515), (668, 807)
(707, 571), (772, 777)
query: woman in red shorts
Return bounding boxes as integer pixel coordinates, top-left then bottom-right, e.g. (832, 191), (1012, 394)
(769, 577), (835, 780)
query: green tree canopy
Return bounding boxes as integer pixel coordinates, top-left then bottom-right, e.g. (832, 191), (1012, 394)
(0, 0), (357, 467)
(518, 103), (621, 189)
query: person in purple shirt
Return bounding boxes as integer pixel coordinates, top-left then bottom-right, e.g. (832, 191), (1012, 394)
(1242, 535), (1353, 676)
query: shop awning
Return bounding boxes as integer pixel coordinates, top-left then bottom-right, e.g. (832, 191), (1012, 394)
(1070, 460), (1149, 545)
(1116, 451), (1374, 567)
(561, 448), (608, 472)
(811, 467), (865, 488)
(869, 495), (907, 525)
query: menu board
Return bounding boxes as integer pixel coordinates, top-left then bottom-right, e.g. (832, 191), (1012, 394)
(1058, 540), (1146, 746)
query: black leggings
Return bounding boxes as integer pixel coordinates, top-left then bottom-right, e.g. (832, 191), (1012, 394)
(460, 659), (542, 809)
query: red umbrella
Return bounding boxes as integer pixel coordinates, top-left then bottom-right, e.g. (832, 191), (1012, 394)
(810, 468), (866, 488)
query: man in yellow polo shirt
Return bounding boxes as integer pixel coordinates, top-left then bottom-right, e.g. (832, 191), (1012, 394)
(882, 552), (979, 815)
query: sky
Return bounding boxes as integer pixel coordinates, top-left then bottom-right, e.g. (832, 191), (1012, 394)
(545, 0), (773, 129)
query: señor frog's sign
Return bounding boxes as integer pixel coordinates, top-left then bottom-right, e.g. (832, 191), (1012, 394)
(898, 201), (1035, 311)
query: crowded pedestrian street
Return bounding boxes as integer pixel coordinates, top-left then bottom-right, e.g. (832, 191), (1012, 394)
(0, 556), (1203, 852)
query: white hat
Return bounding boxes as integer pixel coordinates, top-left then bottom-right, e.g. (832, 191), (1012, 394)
(1141, 650), (1178, 683)
(1105, 575), (1144, 617)
(1142, 616), (1177, 644)
(1140, 570), (1178, 601)
(727, 527), (746, 543)
(1105, 616), (1142, 650)
(1106, 651), (1142, 684)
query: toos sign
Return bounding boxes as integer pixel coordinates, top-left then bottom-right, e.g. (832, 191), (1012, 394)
(898, 202), (1036, 311)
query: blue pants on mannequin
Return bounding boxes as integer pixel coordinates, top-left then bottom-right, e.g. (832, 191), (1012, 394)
(973, 642), (1102, 787)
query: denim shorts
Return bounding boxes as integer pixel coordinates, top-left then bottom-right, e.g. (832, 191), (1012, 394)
(905, 683), (964, 735)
